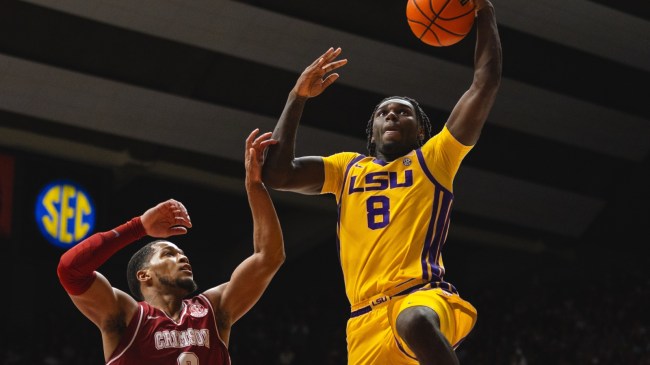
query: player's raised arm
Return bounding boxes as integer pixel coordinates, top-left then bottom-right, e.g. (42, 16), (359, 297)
(262, 47), (348, 195)
(57, 199), (191, 357)
(445, 0), (502, 146)
(204, 129), (286, 345)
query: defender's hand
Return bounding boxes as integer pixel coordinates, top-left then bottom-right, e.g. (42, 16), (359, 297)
(140, 199), (192, 238)
(246, 128), (277, 184)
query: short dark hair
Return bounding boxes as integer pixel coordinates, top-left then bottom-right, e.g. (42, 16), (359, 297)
(365, 96), (433, 156)
(127, 240), (164, 301)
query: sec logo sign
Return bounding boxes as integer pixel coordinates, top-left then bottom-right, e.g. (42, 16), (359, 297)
(34, 180), (96, 249)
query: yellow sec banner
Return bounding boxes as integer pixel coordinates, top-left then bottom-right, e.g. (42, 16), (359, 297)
(34, 180), (96, 249)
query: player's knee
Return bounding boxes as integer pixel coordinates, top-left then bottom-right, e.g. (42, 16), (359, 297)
(396, 306), (441, 341)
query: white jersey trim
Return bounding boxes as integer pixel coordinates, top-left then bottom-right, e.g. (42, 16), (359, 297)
(106, 305), (144, 365)
(198, 294), (229, 350)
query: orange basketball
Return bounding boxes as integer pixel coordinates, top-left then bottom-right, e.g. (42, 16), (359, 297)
(406, 0), (476, 47)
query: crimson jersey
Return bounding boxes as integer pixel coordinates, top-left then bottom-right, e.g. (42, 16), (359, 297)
(107, 294), (230, 365)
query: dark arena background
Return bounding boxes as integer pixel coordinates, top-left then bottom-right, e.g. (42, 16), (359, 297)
(1, 1), (649, 364)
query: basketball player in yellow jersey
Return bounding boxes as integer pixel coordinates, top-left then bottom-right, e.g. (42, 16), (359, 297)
(262, 1), (501, 364)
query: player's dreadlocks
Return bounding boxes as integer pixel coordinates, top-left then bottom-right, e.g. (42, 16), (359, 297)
(365, 96), (433, 157)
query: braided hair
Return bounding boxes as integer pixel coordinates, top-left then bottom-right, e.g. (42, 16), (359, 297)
(365, 96), (433, 157)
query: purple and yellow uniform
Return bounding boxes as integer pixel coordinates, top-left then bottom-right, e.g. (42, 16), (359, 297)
(322, 126), (477, 364)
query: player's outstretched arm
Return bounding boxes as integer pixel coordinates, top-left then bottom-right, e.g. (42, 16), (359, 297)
(57, 199), (191, 355)
(445, 0), (502, 146)
(204, 129), (286, 345)
(262, 47), (347, 195)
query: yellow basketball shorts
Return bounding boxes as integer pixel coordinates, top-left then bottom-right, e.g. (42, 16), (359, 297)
(346, 287), (477, 365)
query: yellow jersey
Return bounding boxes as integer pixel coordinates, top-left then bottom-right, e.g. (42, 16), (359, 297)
(321, 126), (472, 307)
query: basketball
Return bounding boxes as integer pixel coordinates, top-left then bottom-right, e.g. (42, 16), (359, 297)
(406, 0), (476, 47)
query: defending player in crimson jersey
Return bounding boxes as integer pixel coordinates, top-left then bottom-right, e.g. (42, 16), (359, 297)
(58, 129), (284, 364)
